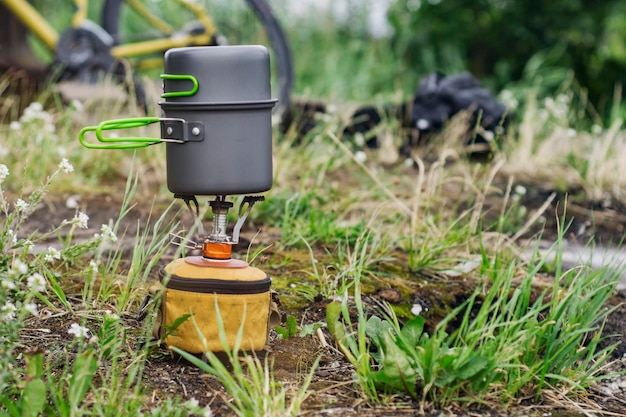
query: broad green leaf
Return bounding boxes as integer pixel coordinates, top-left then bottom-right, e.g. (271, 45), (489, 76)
(400, 316), (425, 347)
(456, 355), (489, 380)
(21, 379), (47, 417)
(68, 350), (98, 410)
(380, 331), (419, 395)
(365, 315), (391, 348)
(24, 351), (44, 379)
(299, 321), (324, 338)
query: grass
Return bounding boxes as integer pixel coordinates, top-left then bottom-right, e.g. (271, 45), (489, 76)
(1, 3), (626, 415)
(2, 82), (625, 415)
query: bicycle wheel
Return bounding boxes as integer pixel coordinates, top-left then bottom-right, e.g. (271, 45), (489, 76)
(100, 0), (293, 114)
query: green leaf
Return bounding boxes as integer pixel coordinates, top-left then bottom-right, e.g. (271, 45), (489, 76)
(365, 315), (387, 347)
(24, 351), (44, 379)
(285, 315), (298, 337)
(456, 355), (489, 380)
(21, 379), (47, 417)
(299, 321), (324, 338)
(160, 313), (192, 339)
(325, 301), (342, 340)
(379, 331), (419, 396)
(68, 350), (98, 410)
(400, 316), (425, 347)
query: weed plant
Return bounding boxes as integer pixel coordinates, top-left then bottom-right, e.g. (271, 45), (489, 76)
(331, 222), (620, 411)
(0, 156), (186, 415)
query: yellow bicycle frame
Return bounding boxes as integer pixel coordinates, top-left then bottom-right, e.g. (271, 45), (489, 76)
(0, 0), (218, 69)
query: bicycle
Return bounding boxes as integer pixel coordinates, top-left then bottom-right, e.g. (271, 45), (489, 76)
(0, 0), (293, 113)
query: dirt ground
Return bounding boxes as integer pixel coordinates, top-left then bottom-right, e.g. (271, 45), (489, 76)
(12, 180), (626, 417)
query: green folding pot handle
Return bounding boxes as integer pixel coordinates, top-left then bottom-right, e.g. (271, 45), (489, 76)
(79, 117), (161, 149)
(160, 74), (199, 98)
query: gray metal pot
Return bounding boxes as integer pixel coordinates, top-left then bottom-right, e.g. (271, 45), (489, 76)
(161, 45), (276, 196)
(79, 45), (277, 197)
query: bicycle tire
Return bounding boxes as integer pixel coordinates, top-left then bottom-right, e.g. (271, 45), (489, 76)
(100, 0), (293, 114)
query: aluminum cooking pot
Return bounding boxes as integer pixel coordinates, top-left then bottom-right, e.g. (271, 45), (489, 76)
(79, 45), (277, 196)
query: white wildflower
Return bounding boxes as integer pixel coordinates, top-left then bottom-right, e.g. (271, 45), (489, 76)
(0, 164), (8, 182)
(1, 278), (16, 290)
(11, 259), (28, 275)
(184, 398), (200, 409)
(44, 247), (61, 263)
(104, 310), (120, 321)
(592, 124), (603, 135)
(75, 211), (89, 229)
(354, 150), (367, 163)
(89, 260), (98, 274)
(9, 121), (21, 131)
(1, 302), (17, 321)
(97, 224), (117, 244)
(567, 128), (577, 138)
(514, 185), (527, 197)
(15, 198), (28, 212)
(70, 99), (83, 111)
(24, 303), (38, 316)
(27, 273), (46, 293)
(27, 102), (43, 113)
(22, 239), (34, 253)
(7, 229), (17, 245)
(58, 158), (74, 174)
(68, 323), (90, 339)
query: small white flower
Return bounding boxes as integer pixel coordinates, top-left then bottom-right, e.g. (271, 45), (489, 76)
(0, 164), (9, 182)
(354, 150), (367, 163)
(7, 229), (17, 245)
(9, 121), (21, 131)
(567, 128), (577, 138)
(58, 158), (74, 174)
(514, 185), (527, 197)
(24, 303), (38, 316)
(1, 302), (17, 321)
(11, 259), (28, 275)
(27, 273), (46, 293)
(591, 124), (603, 135)
(22, 239), (34, 253)
(70, 99), (83, 111)
(44, 247), (61, 263)
(89, 260), (99, 274)
(104, 310), (120, 321)
(68, 323), (90, 339)
(1, 278), (16, 290)
(98, 224), (117, 243)
(15, 198), (28, 212)
(185, 398), (200, 409)
(69, 211), (90, 229)
(28, 102), (43, 113)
